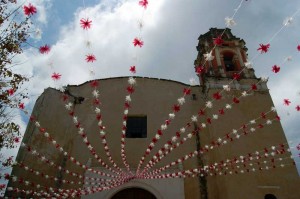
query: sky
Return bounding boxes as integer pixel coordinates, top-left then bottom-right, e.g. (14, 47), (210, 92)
(3, 0), (300, 184)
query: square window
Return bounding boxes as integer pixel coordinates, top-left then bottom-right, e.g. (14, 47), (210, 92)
(126, 116), (147, 138)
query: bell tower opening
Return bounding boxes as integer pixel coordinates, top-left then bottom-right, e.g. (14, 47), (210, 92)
(222, 51), (236, 71)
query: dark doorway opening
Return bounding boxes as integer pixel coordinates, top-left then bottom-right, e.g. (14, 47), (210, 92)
(111, 188), (156, 199)
(265, 194), (277, 199)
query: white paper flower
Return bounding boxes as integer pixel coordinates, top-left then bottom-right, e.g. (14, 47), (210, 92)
(201, 123), (206, 128)
(180, 127), (186, 133)
(241, 91), (248, 97)
(161, 124), (167, 130)
(169, 113), (175, 119)
(250, 120), (256, 124)
(285, 56), (292, 62)
(266, 120), (272, 125)
(223, 85), (230, 92)
(283, 17), (293, 26)
(35, 121), (41, 127)
(128, 77), (136, 85)
(206, 101), (213, 108)
(244, 61), (253, 69)
(65, 102), (73, 110)
(271, 107), (276, 112)
(225, 104), (232, 109)
(85, 40), (92, 48)
(189, 78), (197, 85)
(172, 136), (177, 142)
(191, 115), (198, 122)
(34, 28), (42, 39)
(73, 116), (78, 124)
(213, 114), (218, 120)
(232, 129), (238, 134)
(204, 51), (214, 61)
(89, 69), (95, 76)
(261, 77), (268, 82)
(250, 128), (256, 132)
(225, 17), (236, 27)
(178, 97), (185, 105)
(95, 107), (101, 114)
(92, 90), (100, 98)
(155, 134), (161, 140)
(125, 95), (131, 102)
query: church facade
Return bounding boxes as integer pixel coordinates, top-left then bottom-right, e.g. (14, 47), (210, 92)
(5, 28), (300, 198)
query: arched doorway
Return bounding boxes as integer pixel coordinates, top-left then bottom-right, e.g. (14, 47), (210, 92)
(265, 194), (277, 199)
(111, 187), (156, 199)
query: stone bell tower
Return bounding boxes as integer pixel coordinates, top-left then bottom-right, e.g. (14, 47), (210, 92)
(194, 28), (256, 86)
(192, 28), (300, 199)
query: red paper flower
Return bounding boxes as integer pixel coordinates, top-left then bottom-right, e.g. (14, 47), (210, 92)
(233, 97), (240, 104)
(296, 105), (300, 111)
(130, 66), (136, 74)
(85, 54), (96, 63)
(232, 73), (240, 80)
(297, 45), (300, 51)
(257, 43), (270, 53)
(80, 18), (92, 30)
(18, 103), (25, 109)
(7, 88), (14, 96)
(14, 137), (20, 143)
(261, 112), (266, 119)
(213, 92), (222, 100)
(275, 115), (280, 121)
(133, 38), (144, 47)
(4, 173), (10, 180)
(51, 72), (61, 80)
(251, 84), (257, 90)
(283, 99), (291, 106)
(258, 124), (264, 128)
(0, 184), (6, 190)
(173, 105), (180, 112)
(127, 86), (135, 94)
(62, 94), (68, 102)
(23, 4), (37, 16)
(195, 66), (205, 74)
(125, 102), (131, 108)
(39, 45), (50, 54)
(219, 109), (225, 115)
(90, 80), (99, 88)
(296, 144), (300, 150)
(183, 88), (191, 95)
(272, 65), (280, 73)
(213, 35), (224, 46)
(198, 109), (205, 116)
(139, 0), (148, 9)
